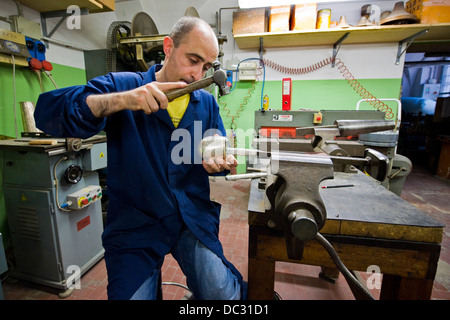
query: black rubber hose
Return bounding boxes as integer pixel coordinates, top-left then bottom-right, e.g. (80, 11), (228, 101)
(315, 232), (375, 300)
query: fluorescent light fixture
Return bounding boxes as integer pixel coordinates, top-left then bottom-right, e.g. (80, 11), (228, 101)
(238, 0), (356, 8)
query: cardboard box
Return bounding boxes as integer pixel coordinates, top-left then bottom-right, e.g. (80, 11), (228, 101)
(269, 6), (291, 32)
(233, 8), (268, 34)
(291, 3), (317, 30)
(406, 0), (450, 23)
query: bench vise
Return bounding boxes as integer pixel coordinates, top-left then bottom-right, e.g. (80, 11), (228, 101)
(202, 120), (393, 259)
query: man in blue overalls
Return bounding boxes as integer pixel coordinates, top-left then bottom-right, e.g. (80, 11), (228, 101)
(34, 16), (245, 300)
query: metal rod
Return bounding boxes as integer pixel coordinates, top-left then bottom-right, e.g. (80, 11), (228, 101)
(225, 172), (267, 181)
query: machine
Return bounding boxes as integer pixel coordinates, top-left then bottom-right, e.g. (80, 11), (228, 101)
(251, 109), (412, 196)
(201, 110), (413, 299)
(0, 135), (106, 297)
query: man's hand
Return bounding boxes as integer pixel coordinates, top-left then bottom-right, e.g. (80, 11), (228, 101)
(202, 153), (238, 174)
(87, 81), (187, 118)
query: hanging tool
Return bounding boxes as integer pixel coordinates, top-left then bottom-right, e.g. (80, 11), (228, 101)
(164, 61), (229, 101)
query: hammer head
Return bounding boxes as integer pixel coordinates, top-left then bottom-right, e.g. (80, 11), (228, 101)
(212, 62), (230, 97)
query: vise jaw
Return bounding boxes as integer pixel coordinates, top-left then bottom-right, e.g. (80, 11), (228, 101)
(263, 153), (334, 259)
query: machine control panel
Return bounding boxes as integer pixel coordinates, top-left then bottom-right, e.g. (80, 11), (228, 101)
(313, 111), (323, 124)
(66, 185), (102, 210)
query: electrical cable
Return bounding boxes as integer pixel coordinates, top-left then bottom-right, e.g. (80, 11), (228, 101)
(263, 56), (395, 119)
(43, 70), (59, 89)
(162, 281), (192, 292)
(230, 58), (266, 110)
(11, 55), (19, 139)
(221, 58), (266, 131)
(315, 232), (375, 300)
(53, 156), (72, 212)
(263, 56), (333, 75)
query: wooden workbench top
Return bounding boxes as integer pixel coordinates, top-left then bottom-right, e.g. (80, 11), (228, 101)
(248, 170), (443, 244)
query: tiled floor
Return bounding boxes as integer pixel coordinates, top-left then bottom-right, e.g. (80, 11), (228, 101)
(1, 165), (449, 300)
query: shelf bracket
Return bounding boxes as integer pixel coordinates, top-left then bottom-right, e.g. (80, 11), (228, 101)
(332, 32), (349, 67)
(40, 8), (89, 39)
(258, 37), (265, 62)
(396, 29), (428, 65)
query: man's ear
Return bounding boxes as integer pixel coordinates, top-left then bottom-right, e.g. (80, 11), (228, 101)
(163, 36), (174, 58)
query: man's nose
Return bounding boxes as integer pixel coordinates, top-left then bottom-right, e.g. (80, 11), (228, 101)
(191, 66), (204, 82)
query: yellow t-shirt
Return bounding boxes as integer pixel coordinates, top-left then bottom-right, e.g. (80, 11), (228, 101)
(167, 94), (190, 128)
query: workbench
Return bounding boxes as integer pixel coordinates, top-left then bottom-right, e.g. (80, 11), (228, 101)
(247, 171), (444, 300)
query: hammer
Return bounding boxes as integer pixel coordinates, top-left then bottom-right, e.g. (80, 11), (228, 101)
(164, 61), (230, 101)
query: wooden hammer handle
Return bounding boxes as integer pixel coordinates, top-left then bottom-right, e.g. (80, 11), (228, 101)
(165, 76), (214, 102)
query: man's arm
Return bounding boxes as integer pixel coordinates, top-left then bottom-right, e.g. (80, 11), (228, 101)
(34, 71), (186, 138)
(87, 82), (187, 118)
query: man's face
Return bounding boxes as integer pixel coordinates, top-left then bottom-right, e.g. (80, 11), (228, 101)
(161, 26), (219, 84)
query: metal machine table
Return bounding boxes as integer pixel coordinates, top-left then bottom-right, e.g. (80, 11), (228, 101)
(247, 171), (444, 300)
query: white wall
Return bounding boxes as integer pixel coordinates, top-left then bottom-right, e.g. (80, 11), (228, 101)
(1, 0), (404, 77)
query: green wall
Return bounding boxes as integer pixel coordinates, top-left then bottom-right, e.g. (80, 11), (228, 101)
(0, 62), (86, 247)
(0, 63), (87, 138)
(218, 78), (402, 172)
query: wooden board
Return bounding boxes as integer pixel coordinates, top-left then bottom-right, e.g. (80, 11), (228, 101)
(251, 230), (438, 279)
(16, 0), (114, 13)
(234, 23), (450, 49)
(233, 8), (268, 35)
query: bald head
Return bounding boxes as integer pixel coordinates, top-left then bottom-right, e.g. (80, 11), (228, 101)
(169, 16), (218, 50)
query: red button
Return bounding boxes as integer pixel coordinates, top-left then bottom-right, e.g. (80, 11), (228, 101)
(81, 199), (89, 205)
(42, 60), (53, 71)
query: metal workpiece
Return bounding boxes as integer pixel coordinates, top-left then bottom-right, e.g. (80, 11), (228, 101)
(164, 61), (229, 101)
(328, 148), (390, 182)
(297, 119), (396, 157)
(334, 119), (396, 136)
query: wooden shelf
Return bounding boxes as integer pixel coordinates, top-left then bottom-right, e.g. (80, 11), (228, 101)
(16, 0), (115, 14)
(234, 23), (450, 49)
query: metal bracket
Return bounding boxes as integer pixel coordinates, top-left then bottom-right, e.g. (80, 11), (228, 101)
(396, 29), (428, 65)
(258, 37), (265, 62)
(40, 8), (89, 39)
(332, 32), (349, 67)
